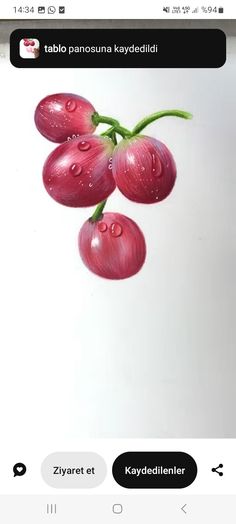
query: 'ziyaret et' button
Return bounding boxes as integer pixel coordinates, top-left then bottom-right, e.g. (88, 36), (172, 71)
(112, 452), (197, 489)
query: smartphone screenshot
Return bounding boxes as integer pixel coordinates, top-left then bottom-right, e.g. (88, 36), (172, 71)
(0, 1), (235, 522)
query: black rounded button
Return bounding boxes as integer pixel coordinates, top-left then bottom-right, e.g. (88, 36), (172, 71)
(112, 452), (197, 489)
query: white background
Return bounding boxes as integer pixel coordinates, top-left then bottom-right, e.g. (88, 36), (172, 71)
(0, 36), (235, 464)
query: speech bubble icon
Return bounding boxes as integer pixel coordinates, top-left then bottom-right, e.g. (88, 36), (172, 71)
(13, 463), (27, 477)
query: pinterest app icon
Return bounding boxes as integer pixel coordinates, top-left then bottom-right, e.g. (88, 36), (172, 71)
(19, 38), (40, 59)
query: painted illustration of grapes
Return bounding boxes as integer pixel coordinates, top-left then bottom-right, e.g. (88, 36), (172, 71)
(34, 93), (192, 280)
(21, 38), (40, 58)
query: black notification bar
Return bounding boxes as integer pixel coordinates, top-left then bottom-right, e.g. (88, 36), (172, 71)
(10, 29), (226, 68)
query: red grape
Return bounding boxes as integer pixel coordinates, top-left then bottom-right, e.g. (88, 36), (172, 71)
(43, 135), (115, 207)
(78, 212), (146, 279)
(34, 93), (96, 143)
(112, 135), (176, 204)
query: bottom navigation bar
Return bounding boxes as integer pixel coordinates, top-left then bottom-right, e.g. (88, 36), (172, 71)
(0, 495), (234, 524)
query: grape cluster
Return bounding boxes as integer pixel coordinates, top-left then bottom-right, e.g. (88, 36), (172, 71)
(23, 38), (35, 47)
(35, 93), (192, 280)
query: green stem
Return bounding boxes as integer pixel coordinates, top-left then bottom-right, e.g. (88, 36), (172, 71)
(92, 112), (120, 128)
(90, 199), (107, 222)
(92, 112), (132, 138)
(113, 125), (132, 139)
(111, 130), (117, 145)
(132, 110), (193, 136)
(101, 126), (115, 137)
(101, 127), (118, 144)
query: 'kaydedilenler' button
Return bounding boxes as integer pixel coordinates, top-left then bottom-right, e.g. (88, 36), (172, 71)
(112, 452), (197, 488)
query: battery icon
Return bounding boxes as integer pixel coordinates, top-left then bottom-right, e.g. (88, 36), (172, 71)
(218, 7), (224, 13)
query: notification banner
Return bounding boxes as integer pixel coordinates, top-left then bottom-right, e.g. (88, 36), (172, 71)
(10, 29), (226, 68)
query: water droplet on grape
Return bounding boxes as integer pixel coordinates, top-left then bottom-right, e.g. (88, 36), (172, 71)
(65, 99), (77, 112)
(98, 222), (107, 233)
(89, 182), (93, 187)
(108, 164), (112, 170)
(152, 154), (156, 172)
(152, 153), (162, 177)
(78, 141), (91, 151)
(70, 163), (82, 177)
(110, 222), (123, 237)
